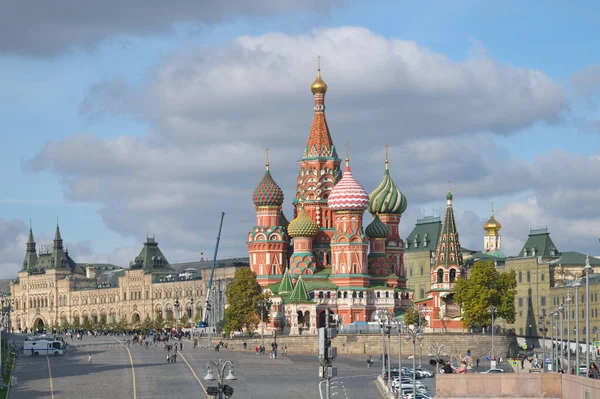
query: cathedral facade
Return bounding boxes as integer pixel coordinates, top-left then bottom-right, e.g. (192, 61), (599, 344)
(247, 67), (412, 334)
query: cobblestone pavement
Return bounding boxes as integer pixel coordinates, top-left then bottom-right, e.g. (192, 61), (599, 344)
(8, 334), (383, 399)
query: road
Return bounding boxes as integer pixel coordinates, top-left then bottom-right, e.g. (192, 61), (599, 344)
(8, 334), (384, 399)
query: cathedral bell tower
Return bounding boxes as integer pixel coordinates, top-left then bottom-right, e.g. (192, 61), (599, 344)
(247, 154), (290, 287)
(295, 62), (342, 269)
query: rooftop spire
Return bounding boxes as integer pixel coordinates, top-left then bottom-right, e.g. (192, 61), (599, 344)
(345, 142), (350, 168)
(303, 60), (337, 160)
(54, 217), (63, 249)
(385, 144), (389, 170)
(265, 147), (270, 171)
(433, 189), (463, 271)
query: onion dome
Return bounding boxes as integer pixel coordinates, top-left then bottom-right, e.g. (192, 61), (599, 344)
(365, 215), (390, 239)
(328, 161), (369, 211)
(288, 206), (318, 238)
(311, 68), (328, 94)
(446, 191), (453, 201)
(280, 211), (290, 230)
(483, 212), (501, 233)
(368, 163), (407, 215)
(252, 163), (284, 207)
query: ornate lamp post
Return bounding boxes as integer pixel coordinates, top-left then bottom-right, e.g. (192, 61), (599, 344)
(204, 359), (237, 399)
(174, 297), (181, 333)
(558, 303), (564, 371)
(584, 255), (593, 377)
(391, 319), (405, 373)
(539, 309), (547, 373)
(257, 298), (266, 352)
(574, 279), (582, 375)
(427, 343), (447, 374)
(550, 311), (555, 371)
(376, 309), (389, 383)
(488, 306), (497, 360)
(553, 311), (559, 371)
(405, 324), (423, 396)
(566, 292), (572, 372)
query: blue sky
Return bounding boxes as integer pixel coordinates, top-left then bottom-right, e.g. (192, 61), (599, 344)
(1, 0), (600, 277)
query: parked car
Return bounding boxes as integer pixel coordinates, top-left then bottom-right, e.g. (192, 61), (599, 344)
(481, 368), (505, 373)
(402, 393), (433, 399)
(415, 367), (434, 378)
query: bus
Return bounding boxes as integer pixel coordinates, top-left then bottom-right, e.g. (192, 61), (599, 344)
(23, 339), (64, 356)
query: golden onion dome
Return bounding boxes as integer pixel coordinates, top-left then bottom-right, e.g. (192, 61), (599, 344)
(483, 214), (501, 231)
(311, 69), (328, 94)
(288, 206), (318, 238)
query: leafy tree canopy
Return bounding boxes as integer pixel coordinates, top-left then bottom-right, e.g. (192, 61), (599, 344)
(404, 308), (428, 327)
(224, 267), (269, 335)
(453, 261), (517, 327)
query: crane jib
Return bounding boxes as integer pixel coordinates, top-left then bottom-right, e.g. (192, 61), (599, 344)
(202, 212), (225, 327)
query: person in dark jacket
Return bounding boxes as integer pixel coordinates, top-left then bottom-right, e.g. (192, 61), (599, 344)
(442, 362), (453, 374)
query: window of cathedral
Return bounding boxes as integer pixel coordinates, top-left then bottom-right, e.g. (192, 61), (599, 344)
(376, 291), (380, 299)
(123, 292), (127, 301)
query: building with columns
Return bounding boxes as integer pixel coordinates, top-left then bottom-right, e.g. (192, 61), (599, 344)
(247, 67), (412, 335)
(9, 223), (244, 332)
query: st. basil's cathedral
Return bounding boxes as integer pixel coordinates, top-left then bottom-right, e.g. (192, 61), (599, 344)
(247, 67), (464, 334)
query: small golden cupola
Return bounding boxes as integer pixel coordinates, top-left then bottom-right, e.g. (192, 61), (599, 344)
(483, 203), (501, 236)
(311, 59), (328, 94)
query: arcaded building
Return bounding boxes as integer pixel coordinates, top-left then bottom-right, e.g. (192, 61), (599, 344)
(10, 224), (242, 332)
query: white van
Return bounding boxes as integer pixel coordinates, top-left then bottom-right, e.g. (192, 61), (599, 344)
(23, 339), (64, 356)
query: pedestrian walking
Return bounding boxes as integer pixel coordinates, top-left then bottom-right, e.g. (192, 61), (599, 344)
(88, 355), (92, 364)
(476, 358), (480, 368)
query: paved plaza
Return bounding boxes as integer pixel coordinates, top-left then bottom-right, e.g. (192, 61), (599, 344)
(8, 334), (387, 399)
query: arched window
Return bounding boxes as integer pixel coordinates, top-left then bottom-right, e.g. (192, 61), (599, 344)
(437, 269), (444, 283)
(449, 269), (457, 283)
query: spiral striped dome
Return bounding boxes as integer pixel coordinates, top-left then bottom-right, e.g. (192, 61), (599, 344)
(252, 167), (284, 207)
(368, 168), (407, 215)
(328, 163), (369, 211)
(288, 206), (318, 238)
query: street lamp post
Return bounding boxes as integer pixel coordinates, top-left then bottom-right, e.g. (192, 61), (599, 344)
(174, 297), (180, 333)
(575, 279), (582, 376)
(559, 303), (564, 371)
(405, 324), (423, 397)
(550, 311), (555, 372)
(539, 309), (547, 373)
(566, 292), (572, 372)
(488, 306), (497, 361)
(376, 310), (389, 385)
(427, 343), (447, 374)
(553, 311), (559, 372)
(391, 319), (405, 373)
(257, 298), (266, 351)
(585, 255), (593, 377)
(204, 359), (237, 399)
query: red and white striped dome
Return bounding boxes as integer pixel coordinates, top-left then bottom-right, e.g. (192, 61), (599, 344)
(328, 163), (369, 211)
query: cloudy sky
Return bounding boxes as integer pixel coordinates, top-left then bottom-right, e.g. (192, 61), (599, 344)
(1, 0), (600, 278)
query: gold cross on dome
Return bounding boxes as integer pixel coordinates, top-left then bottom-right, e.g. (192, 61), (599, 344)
(265, 147), (270, 170)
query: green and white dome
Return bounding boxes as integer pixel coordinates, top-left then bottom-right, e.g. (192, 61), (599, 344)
(368, 166), (407, 215)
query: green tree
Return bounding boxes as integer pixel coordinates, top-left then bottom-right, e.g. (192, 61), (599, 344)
(404, 308), (428, 327)
(179, 315), (189, 328)
(154, 313), (165, 330)
(224, 268), (268, 335)
(114, 316), (128, 333)
(82, 317), (92, 331)
(142, 315), (153, 330)
(165, 313), (176, 329)
(453, 261), (517, 327)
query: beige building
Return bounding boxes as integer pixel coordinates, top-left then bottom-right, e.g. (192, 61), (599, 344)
(10, 224), (243, 332)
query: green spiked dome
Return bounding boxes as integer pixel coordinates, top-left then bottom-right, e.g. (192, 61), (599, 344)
(368, 166), (407, 215)
(365, 215), (390, 239)
(252, 164), (284, 207)
(288, 206), (318, 238)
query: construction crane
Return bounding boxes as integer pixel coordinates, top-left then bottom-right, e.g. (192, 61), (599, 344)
(198, 212), (225, 328)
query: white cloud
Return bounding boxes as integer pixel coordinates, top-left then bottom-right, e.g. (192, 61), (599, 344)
(25, 27), (591, 265)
